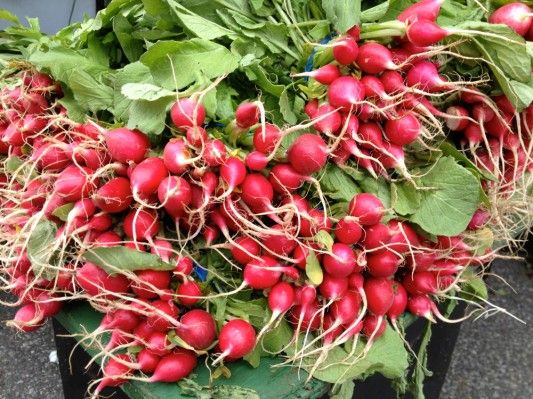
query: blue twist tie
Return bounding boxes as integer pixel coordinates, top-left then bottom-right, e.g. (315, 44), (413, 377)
(193, 260), (208, 281)
(303, 32), (337, 79)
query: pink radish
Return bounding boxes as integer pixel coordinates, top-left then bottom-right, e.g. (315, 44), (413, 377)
(94, 354), (132, 394)
(356, 43), (397, 75)
(9, 303), (44, 332)
(464, 123), (483, 145)
(333, 37), (359, 65)
(349, 193), (384, 225)
(264, 224), (297, 256)
(243, 256), (283, 289)
(300, 208), (333, 237)
(54, 165), (98, 202)
(148, 349), (197, 382)
(230, 236), (261, 265)
(380, 70), (406, 94)
(94, 177), (132, 213)
(319, 275), (349, 300)
(246, 151), (269, 170)
(150, 239), (173, 262)
(186, 126), (208, 147)
(163, 138), (191, 174)
(32, 143), (70, 171)
(220, 156), (247, 194)
(269, 163), (304, 193)
(123, 209), (160, 240)
(406, 20), (448, 47)
(323, 243), (357, 278)
(176, 280), (202, 306)
(76, 262), (130, 299)
(175, 257), (194, 276)
(204, 139), (227, 167)
(445, 105), (470, 131)
(313, 104), (342, 134)
(366, 250), (401, 278)
(331, 291), (362, 325)
(146, 331), (172, 356)
(293, 64), (341, 85)
(387, 281), (408, 322)
(407, 294), (435, 320)
(218, 319), (256, 360)
(397, 0), (444, 23)
(335, 217), (362, 245)
(304, 99), (319, 118)
(105, 128), (150, 163)
(358, 122), (384, 149)
(146, 300), (179, 332)
(384, 112), (421, 145)
(361, 75), (390, 99)
(235, 102), (260, 129)
(387, 220), (420, 253)
(131, 157), (168, 197)
(327, 76), (365, 109)
(364, 278), (394, 315)
(406, 61), (448, 92)
(136, 349), (160, 374)
(176, 309), (217, 350)
(100, 309), (140, 332)
(267, 282), (296, 317)
(132, 270), (171, 299)
(287, 134), (328, 175)
(406, 250), (437, 272)
(489, 2), (532, 36)
(240, 173), (274, 213)
(253, 123), (281, 154)
(403, 271), (438, 295)
(157, 176), (192, 219)
(467, 209), (489, 230)
(170, 98), (206, 129)
(362, 314), (387, 338)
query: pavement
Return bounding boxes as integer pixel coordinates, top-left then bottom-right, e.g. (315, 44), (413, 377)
(0, 260), (531, 399)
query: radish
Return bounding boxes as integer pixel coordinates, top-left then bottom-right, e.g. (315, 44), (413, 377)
(357, 122), (384, 149)
(313, 104), (342, 134)
(176, 309), (217, 350)
(220, 156), (247, 195)
(76, 262), (130, 299)
(397, 0), (444, 23)
(185, 126), (208, 147)
(445, 105), (470, 131)
(32, 143), (70, 171)
(349, 193), (384, 225)
(489, 2), (532, 36)
(406, 250), (437, 272)
(217, 319), (256, 360)
(293, 64), (341, 85)
(300, 208), (333, 237)
(175, 257), (194, 276)
(204, 139), (227, 167)
(328, 76), (365, 109)
(131, 157), (168, 197)
(257, 281), (296, 337)
(319, 274), (349, 300)
(54, 165), (98, 202)
(335, 217), (362, 245)
(403, 271), (438, 295)
(136, 349), (160, 374)
(356, 43), (397, 75)
(362, 314), (387, 338)
(304, 99), (319, 118)
(105, 128), (150, 163)
(163, 138), (191, 174)
(253, 123), (282, 154)
(264, 224), (297, 256)
(157, 176), (192, 218)
(176, 280), (202, 306)
(94, 354), (132, 394)
(123, 209), (160, 240)
(100, 309), (140, 332)
(240, 173), (274, 213)
(9, 303), (44, 332)
(235, 102), (260, 129)
(467, 209), (489, 230)
(146, 331), (172, 356)
(243, 256), (283, 289)
(380, 70), (406, 94)
(387, 220), (420, 253)
(323, 243), (357, 278)
(170, 98), (206, 130)
(407, 294), (434, 320)
(406, 20), (448, 47)
(148, 349), (197, 382)
(246, 151), (269, 170)
(384, 112), (421, 145)
(387, 281), (408, 322)
(269, 163), (304, 193)
(364, 278), (394, 315)
(331, 291), (362, 325)
(361, 76), (390, 99)
(150, 239), (173, 262)
(289, 301), (321, 331)
(464, 123), (483, 145)
(287, 134), (328, 175)
(406, 61), (448, 92)
(132, 270), (171, 299)
(366, 250), (401, 278)
(230, 236), (261, 265)
(146, 299), (179, 332)
(333, 37), (359, 65)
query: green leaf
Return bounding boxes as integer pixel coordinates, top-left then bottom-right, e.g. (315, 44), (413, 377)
(52, 203), (75, 222)
(178, 378), (261, 399)
(262, 319), (292, 353)
(27, 220), (58, 279)
(359, 175), (391, 208)
(0, 9), (21, 25)
(243, 344), (262, 368)
(308, 326), (409, 383)
(112, 14), (144, 62)
(68, 70), (114, 113)
(279, 87), (298, 124)
(437, 0), (484, 26)
(320, 164), (360, 202)
(127, 97), (173, 136)
(439, 141), (496, 181)
(83, 246), (174, 274)
(140, 39), (240, 89)
(409, 157), (480, 236)
(121, 83), (175, 101)
(460, 267), (489, 301)
(361, 1), (389, 22)
(114, 62), (154, 121)
(305, 251), (323, 285)
(391, 181), (420, 216)
(313, 230), (334, 252)
(4, 156), (23, 173)
(243, 63), (284, 97)
(330, 380), (355, 399)
(322, 0), (361, 33)
(407, 321), (433, 399)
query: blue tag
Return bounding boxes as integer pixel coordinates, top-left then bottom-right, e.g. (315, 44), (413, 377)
(193, 261), (208, 281)
(303, 32), (337, 78)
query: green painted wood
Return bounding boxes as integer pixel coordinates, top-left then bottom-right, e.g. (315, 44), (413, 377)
(55, 302), (330, 399)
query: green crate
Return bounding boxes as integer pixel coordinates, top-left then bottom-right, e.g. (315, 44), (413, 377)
(56, 302), (330, 399)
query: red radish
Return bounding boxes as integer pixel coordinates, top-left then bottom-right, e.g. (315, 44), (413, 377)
(123, 209), (160, 240)
(323, 243), (357, 278)
(331, 291), (362, 325)
(445, 105), (470, 131)
(494, 95), (515, 115)
(362, 314), (387, 338)
(397, 0), (444, 23)
(364, 278), (394, 315)
(175, 257), (194, 276)
(132, 270), (171, 299)
(253, 123), (282, 154)
(204, 139), (227, 167)
(293, 244), (312, 269)
(150, 239), (173, 262)
(94, 354), (132, 394)
(94, 231), (122, 247)
(380, 70), (406, 94)
(304, 99), (319, 118)
(406, 250), (437, 272)
(246, 151), (269, 171)
(170, 98), (206, 129)
(287, 134), (328, 175)
(349, 193), (384, 225)
(313, 104), (342, 134)
(438, 275), (456, 290)
(10, 303), (44, 332)
(149, 349), (197, 382)
(294, 64), (341, 85)
(406, 20), (448, 47)
(130, 158), (168, 197)
(403, 271), (438, 295)
(357, 122), (384, 149)
(387, 281), (408, 322)
(328, 76), (365, 110)
(464, 123), (483, 145)
(100, 309), (139, 332)
(185, 126), (208, 147)
(231, 236), (261, 265)
(21, 179), (47, 209)
(489, 2), (532, 36)
(269, 163), (304, 193)
(105, 128), (149, 163)
(300, 208), (333, 237)
(105, 329), (132, 351)
(485, 112), (513, 138)
(333, 37), (359, 65)
(220, 157), (247, 192)
(361, 76), (390, 99)
(356, 43), (397, 74)
(218, 319), (256, 359)
(146, 331), (172, 356)
(347, 25), (361, 41)
(176, 309), (217, 350)
(146, 300), (179, 332)
(289, 301), (321, 331)
(240, 173), (274, 213)
(295, 285), (317, 306)
(387, 220), (420, 253)
(384, 112), (421, 145)
(342, 113), (360, 140)
(243, 256), (282, 289)
(54, 165), (98, 202)
(32, 143), (70, 171)
(163, 138), (191, 174)
(335, 217), (362, 245)
(319, 274), (349, 300)
(235, 102), (260, 129)
(406, 61), (448, 92)
(136, 349), (160, 374)
(158, 176), (192, 218)
(468, 209), (489, 230)
(88, 213), (113, 232)
(407, 295), (434, 320)
(367, 250), (401, 278)
(472, 103), (495, 123)
(268, 282), (295, 315)
(76, 262), (130, 299)
(176, 280), (202, 306)
(67, 199), (96, 222)
(264, 224), (297, 256)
